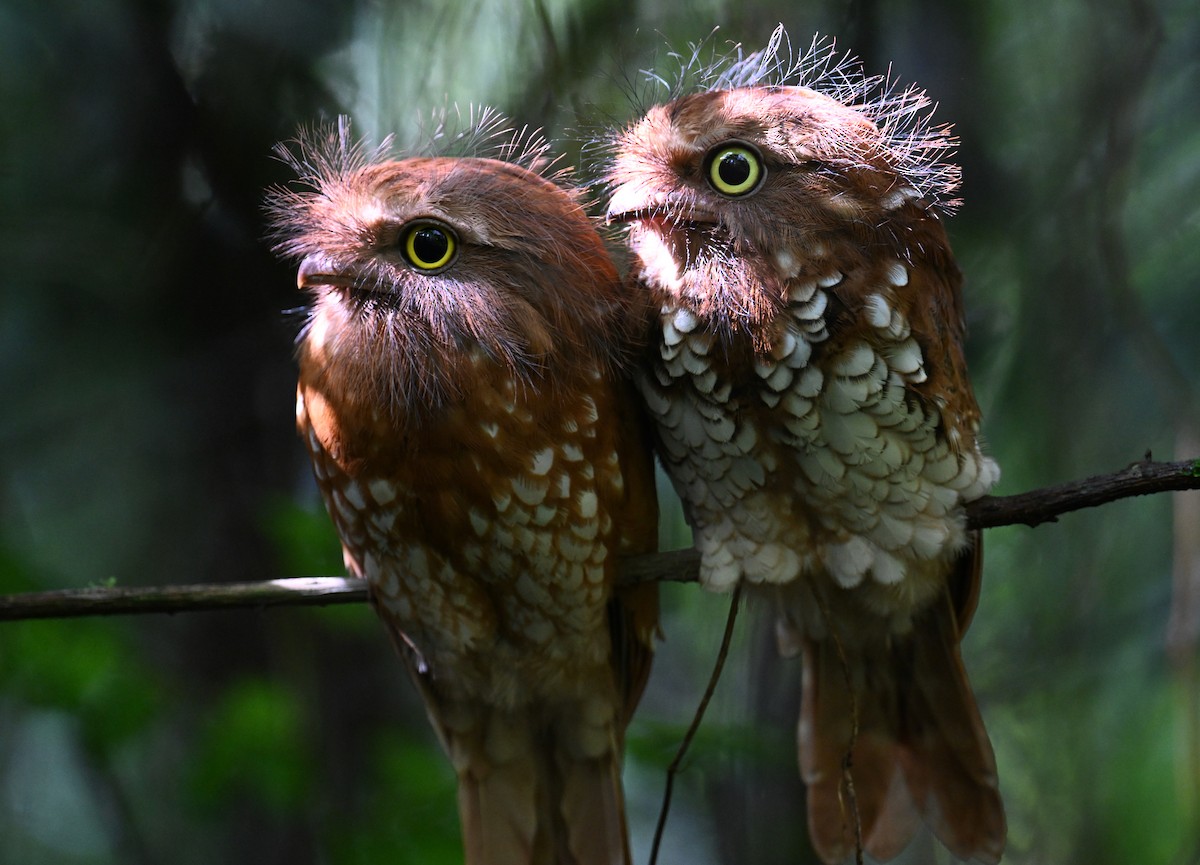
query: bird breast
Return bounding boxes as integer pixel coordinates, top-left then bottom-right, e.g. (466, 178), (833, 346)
(300, 350), (630, 706)
(639, 255), (999, 627)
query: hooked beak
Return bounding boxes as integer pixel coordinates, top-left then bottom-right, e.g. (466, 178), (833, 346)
(605, 182), (664, 225)
(606, 183), (718, 229)
(297, 254), (355, 290)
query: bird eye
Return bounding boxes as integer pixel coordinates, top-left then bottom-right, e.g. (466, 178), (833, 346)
(706, 143), (764, 197)
(402, 221), (458, 272)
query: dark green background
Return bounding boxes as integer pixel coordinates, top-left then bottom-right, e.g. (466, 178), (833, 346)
(1, 0), (1197, 862)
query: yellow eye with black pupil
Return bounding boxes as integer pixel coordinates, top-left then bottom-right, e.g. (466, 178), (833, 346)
(707, 145), (763, 196)
(403, 223), (457, 271)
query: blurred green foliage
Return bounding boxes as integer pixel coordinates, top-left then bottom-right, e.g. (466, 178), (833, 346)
(328, 735), (461, 865)
(1, 618), (161, 753)
(1, 0), (1198, 863)
(188, 678), (315, 814)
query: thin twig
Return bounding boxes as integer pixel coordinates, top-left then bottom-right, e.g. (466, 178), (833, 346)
(811, 582), (864, 865)
(648, 581), (743, 865)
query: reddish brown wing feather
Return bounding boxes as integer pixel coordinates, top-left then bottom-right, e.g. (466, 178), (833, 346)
(896, 213), (984, 448)
(606, 379), (661, 727)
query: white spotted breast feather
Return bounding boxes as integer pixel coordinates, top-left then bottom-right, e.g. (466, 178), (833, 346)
(640, 250), (999, 603)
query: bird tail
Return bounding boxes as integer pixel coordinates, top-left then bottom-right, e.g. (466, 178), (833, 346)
(450, 708), (632, 865)
(797, 581), (1006, 863)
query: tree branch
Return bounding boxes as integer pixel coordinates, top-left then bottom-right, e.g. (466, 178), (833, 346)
(965, 456), (1200, 529)
(0, 577), (370, 621)
(2, 458), (1197, 622)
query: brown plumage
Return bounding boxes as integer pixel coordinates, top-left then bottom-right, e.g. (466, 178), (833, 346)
(605, 29), (1004, 863)
(268, 116), (658, 865)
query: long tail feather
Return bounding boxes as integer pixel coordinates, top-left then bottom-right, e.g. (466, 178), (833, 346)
(799, 583), (1005, 863)
(453, 710), (632, 865)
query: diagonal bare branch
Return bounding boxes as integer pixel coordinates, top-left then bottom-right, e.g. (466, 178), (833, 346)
(1, 457), (1197, 622)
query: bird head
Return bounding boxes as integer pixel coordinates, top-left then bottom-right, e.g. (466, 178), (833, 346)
(268, 117), (633, 419)
(604, 29), (959, 340)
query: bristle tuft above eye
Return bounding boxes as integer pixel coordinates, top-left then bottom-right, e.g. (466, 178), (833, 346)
(413, 105), (565, 181)
(273, 116), (394, 192)
(270, 107), (567, 196)
(639, 26), (858, 105)
(265, 117), (394, 254)
(264, 108), (582, 261)
(633, 24), (962, 212)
